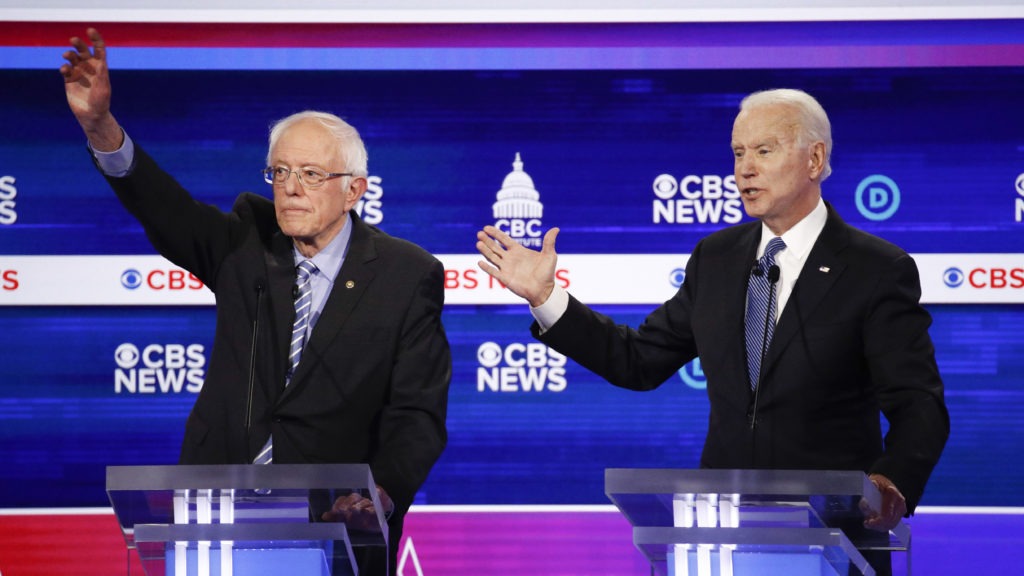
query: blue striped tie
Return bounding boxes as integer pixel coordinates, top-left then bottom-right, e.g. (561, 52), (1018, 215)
(254, 259), (319, 465)
(745, 237), (786, 390)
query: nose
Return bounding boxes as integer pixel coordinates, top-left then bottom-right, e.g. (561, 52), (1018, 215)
(282, 170), (303, 195)
(736, 154), (756, 178)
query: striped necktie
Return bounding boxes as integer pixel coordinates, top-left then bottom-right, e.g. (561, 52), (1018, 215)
(745, 237), (786, 390)
(254, 259), (319, 465)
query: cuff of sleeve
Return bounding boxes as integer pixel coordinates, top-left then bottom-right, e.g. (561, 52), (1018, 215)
(531, 285), (569, 334)
(89, 129), (135, 177)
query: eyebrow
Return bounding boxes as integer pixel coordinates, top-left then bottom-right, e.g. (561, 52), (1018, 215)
(732, 138), (780, 149)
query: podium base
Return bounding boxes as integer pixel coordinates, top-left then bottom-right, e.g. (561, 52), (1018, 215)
(668, 549), (856, 576)
(166, 547), (333, 576)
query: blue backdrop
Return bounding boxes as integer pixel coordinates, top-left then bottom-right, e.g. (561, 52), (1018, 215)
(2, 37), (1022, 510)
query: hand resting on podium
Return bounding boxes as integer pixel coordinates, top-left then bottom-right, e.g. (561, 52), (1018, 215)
(322, 485), (395, 532)
(861, 473), (908, 532)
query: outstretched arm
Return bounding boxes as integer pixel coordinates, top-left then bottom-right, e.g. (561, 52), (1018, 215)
(60, 28), (123, 152)
(476, 225), (560, 307)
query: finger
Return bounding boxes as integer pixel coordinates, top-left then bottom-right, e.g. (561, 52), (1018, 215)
(478, 236), (500, 256)
(62, 50), (79, 66)
(540, 227), (560, 255)
(482, 237), (509, 263)
(477, 229), (505, 255)
(477, 259), (502, 279)
(69, 36), (91, 57)
(864, 518), (887, 531)
(88, 28), (107, 61)
(482, 225), (515, 250)
(475, 241), (499, 264)
(331, 493), (361, 512)
(883, 486), (905, 518)
(473, 229), (501, 256)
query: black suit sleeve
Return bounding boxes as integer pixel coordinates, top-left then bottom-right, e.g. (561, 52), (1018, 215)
(103, 145), (244, 290)
(863, 253), (949, 512)
(369, 259), (451, 512)
(532, 243), (704, 392)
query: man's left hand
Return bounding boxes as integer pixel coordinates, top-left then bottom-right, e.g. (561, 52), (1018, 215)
(322, 485), (394, 532)
(862, 473), (907, 532)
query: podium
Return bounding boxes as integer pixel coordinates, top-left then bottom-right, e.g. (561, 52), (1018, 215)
(107, 464), (388, 576)
(605, 469), (911, 576)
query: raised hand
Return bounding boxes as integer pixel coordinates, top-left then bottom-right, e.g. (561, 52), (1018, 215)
(476, 225), (559, 308)
(60, 28), (123, 151)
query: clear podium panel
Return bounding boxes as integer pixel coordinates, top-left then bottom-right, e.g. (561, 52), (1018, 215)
(632, 526), (874, 576)
(107, 464), (389, 576)
(134, 522), (356, 576)
(605, 468), (909, 552)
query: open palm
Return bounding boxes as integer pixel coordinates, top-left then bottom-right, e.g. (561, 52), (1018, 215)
(476, 225), (560, 307)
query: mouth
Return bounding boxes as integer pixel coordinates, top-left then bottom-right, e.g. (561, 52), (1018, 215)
(742, 187), (762, 198)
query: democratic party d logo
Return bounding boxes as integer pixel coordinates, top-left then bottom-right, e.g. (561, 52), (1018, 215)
(855, 174), (901, 221)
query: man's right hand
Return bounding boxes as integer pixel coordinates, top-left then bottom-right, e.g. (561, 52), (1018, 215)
(476, 225), (559, 308)
(60, 28), (123, 152)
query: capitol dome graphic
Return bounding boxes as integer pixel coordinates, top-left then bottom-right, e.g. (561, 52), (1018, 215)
(493, 153), (543, 220)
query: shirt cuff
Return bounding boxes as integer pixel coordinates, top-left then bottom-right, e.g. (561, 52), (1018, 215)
(530, 285), (569, 334)
(90, 130), (135, 177)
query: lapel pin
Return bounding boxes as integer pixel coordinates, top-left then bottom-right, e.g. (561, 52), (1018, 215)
(818, 266), (831, 274)
(345, 280), (355, 289)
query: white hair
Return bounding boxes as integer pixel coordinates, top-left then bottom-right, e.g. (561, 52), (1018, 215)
(266, 111), (368, 178)
(740, 89), (833, 182)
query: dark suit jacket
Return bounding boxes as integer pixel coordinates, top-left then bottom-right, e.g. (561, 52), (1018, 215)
(104, 146), (451, 574)
(536, 203), (948, 512)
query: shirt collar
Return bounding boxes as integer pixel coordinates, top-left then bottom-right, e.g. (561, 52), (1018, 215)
(293, 214), (353, 283)
(757, 197), (827, 260)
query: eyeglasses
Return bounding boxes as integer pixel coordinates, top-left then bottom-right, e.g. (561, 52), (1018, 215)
(262, 166), (352, 188)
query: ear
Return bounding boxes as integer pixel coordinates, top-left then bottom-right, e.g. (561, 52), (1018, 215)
(807, 141), (826, 180)
(343, 176), (369, 212)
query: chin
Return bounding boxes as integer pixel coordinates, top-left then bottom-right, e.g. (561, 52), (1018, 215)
(740, 203), (761, 219)
(278, 218), (310, 236)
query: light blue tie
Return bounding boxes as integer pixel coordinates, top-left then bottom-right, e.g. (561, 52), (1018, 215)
(254, 259), (318, 465)
(745, 237), (786, 390)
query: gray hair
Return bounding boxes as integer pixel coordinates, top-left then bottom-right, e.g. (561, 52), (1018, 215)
(266, 111), (369, 178)
(740, 89), (833, 182)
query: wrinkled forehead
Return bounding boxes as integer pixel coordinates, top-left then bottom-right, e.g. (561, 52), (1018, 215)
(731, 104), (802, 146)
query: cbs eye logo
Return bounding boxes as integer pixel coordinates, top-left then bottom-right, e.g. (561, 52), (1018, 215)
(943, 267), (965, 288)
(114, 343), (141, 368)
(669, 268), (686, 289)
(121, 269), (143, 290)
(477, 342), (504, 367)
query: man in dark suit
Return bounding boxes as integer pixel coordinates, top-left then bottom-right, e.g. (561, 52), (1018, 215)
(62, 29), (451, 575)
(477, 88), (948, 572)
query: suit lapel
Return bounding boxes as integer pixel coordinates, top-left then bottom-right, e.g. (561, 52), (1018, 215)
(764, 203), (850, 374)
(283, 213), (377, 399)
